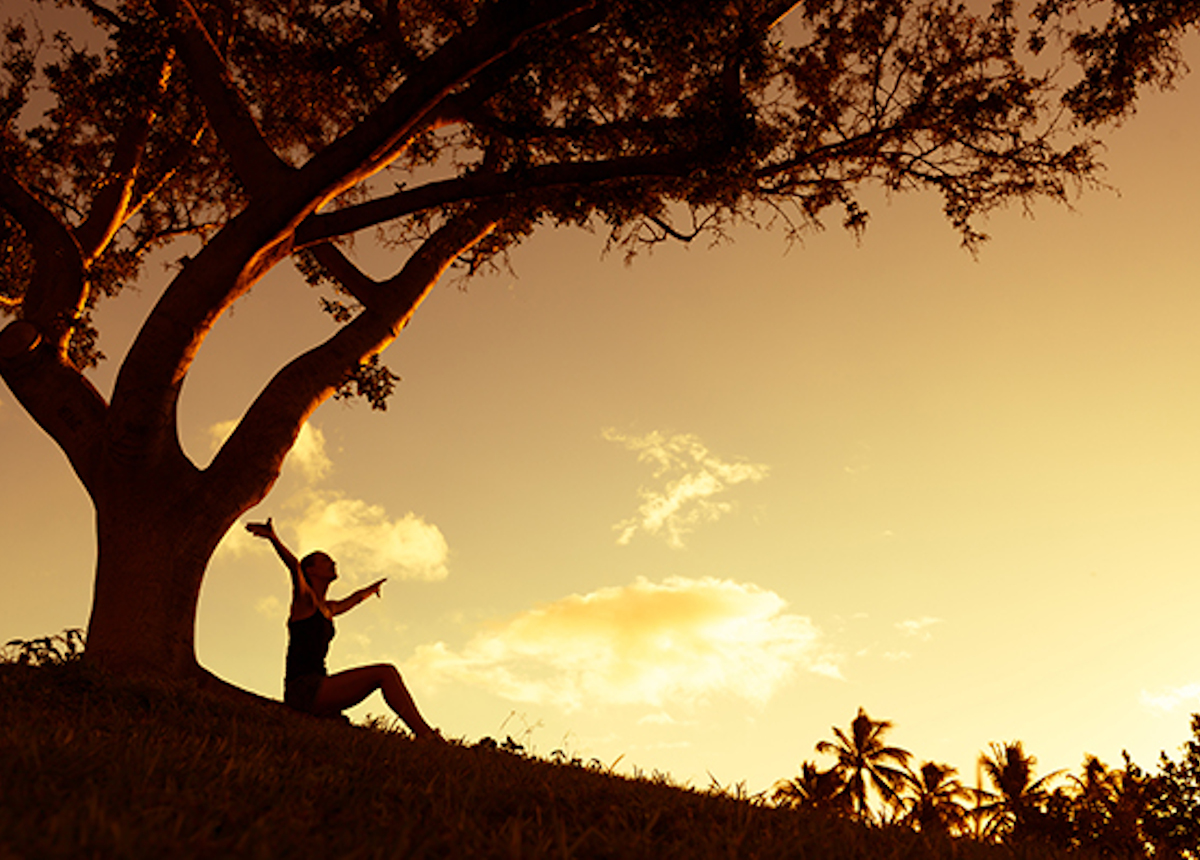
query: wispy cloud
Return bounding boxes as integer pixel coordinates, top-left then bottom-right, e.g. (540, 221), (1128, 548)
(408, 576), (839, 711)
(603, 429), (768, 548)
(896, 617), (943, 641)
(1140, 682), (1200, 712)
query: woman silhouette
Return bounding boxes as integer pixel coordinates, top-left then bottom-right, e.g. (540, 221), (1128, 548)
(247, 518), (440, 739)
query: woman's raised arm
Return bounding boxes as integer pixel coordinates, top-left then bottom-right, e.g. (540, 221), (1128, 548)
(247, 518), (310, 606)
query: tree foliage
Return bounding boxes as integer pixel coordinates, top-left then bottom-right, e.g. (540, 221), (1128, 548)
(1032, 0), (1200, 124)
(899, 761), (971, 837)
(0, 0), (1172, 677)
(1, 0), (1100, 365)
(772, 760), (854, 816)
(1145, 715), (1200, 858)
(976, 741), (1061, 842)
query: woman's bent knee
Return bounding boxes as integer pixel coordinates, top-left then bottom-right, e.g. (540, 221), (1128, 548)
(381, 663), (402, 683)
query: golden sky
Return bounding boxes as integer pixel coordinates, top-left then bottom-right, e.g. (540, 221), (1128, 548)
(4, 21), (1200, 797)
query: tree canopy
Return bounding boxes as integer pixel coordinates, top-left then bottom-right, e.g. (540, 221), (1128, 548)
(0, 0), (1188, 678)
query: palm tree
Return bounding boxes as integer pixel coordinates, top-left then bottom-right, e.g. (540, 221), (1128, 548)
(976, 741), (1060, 843)
(815, 707), (911, 823)
(1070, 755), (1116, 847)
(900, 761), (971, 837)
(773, 761), (851, 816)
(1070, 753), (1153, 857)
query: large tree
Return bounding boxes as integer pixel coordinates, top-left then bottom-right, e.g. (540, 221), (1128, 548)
(0, 0), (1104, 686)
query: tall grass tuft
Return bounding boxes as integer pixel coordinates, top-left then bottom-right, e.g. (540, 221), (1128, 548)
(1, 661), (1097, 859)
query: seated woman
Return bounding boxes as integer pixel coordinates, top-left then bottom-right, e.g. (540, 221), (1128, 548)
(247, 518), (441, 740)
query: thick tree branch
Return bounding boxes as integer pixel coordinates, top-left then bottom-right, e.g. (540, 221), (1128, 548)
(74, 54), (175, 261)
(0, 321), (109, 493)
(204, 208), (499, 518)
(0, 171), (87, 350)
(295, 0), (600, 208)
(421, 2), (608, 130)
(295, 152), (691, 246)
(308, 242), (387, 309)
(0, 174), (108, 488)
(154, 0), (293, 196)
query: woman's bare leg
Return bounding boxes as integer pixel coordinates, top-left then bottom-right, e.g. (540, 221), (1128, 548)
(313, 664), (438, 738)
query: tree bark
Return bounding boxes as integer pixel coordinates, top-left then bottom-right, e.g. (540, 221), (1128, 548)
(83, 443), (221, 678)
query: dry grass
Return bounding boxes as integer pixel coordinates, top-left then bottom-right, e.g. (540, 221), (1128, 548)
(0, 662), (1090, 859)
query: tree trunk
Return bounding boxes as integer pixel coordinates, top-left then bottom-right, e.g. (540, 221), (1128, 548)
(83, 452), (231, 680)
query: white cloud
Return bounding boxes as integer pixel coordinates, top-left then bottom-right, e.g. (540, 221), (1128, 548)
(286, 423), (333, 483)
(206, 417), (448, 582)
(1140, 682), (1200, 712)
(407, 576), (839, 711)
(208, 419), (239, 452)
(896, 616), (943, 641)
(603, 429), (769, 548)
(255, 595), (285, 619)
(208, 419), (332, 483)
(291, 490), (449, 582)
(213, 521), (260, 559)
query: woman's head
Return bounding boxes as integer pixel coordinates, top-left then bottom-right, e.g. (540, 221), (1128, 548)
(299, 551), (338, 588)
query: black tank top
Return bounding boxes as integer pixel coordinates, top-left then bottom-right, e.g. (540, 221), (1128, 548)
(285, 611), (335, 679)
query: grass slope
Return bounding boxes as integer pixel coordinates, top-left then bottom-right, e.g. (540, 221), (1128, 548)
(0, 663), (1085, 859)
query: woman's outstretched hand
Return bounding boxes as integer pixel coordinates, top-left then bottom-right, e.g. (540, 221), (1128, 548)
(364, 578), (387, 599)
(246, 518), (275, 540)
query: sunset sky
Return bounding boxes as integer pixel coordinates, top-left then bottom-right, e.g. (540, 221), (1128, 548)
(4, 13), (1200, 800)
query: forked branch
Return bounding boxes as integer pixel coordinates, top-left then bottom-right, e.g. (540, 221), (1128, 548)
(108, 0), (599, 448)
(204, 207), (499, 518)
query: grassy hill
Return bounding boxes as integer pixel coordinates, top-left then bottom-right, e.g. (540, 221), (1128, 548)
(0, 661), (1089, 859)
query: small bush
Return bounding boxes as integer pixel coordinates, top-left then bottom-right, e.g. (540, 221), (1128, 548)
(1, 628), (85, 666)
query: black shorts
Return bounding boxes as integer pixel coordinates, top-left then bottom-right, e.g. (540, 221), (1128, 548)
(284, 672), (325, 714)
